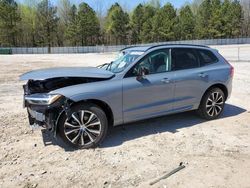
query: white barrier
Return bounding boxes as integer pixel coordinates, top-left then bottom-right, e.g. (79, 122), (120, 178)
(2, 38), (250, 61)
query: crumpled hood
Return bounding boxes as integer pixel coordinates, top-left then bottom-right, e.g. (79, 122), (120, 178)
(20, 67), (114, 81)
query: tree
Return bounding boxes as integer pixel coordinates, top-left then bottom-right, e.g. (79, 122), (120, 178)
(241, 0), (250, 36)
(177, 5), (195, 40)
(76, 2), (100, 46)
(130, 4), (144, 44)
(148, 0), (161, 9)
(0, 0), (21, 46)
(57, 0), (71, 46)
(152, 3), (177, 42)
(105, 3), (129, 44)
(140, 4), (157, 43)
(208, 0), (224, 38)
(58, 0), (71, 25)
(229, 0), (243, 37)
(19, 2), (37, 47)
(0, 0), (248, 47)
(195, 0), (212, 39)
(190, 0), (203, 14)
(65, 4), (78, 46)
(36, 0), (59, 52)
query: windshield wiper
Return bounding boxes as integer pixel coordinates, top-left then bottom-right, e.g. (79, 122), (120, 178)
(106, 61), (114, 71)
(97, 61), (114, 71)
(97, 63), (108, 68)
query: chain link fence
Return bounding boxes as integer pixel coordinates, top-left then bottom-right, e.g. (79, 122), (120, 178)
(1, 38), (250, 61)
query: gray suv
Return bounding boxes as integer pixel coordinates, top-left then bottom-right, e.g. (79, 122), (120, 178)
(21, 44), (234, 149)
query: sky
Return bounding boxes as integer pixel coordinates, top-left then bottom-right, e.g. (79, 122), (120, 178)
(69, 0), (193, 10)
(19, 0), (193, 12)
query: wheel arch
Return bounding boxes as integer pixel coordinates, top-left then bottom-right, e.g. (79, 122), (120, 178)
(201, 83), (228, 103)
(55, 98), (114, 134)
(71, 99), (114, 126)
(82, 99), (114, 127)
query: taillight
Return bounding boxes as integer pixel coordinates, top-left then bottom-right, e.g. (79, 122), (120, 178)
(230, 65), (234, 77)
(222, 56), (234, 77)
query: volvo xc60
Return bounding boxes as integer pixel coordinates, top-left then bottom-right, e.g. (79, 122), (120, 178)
(21, 44), (234, 149)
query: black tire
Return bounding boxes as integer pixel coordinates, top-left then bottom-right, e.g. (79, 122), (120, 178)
(197, 87), (225, 120)
(58, 103), (108, 149)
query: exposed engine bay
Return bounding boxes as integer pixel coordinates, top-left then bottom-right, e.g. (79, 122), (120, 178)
(20, 66), (115, 135)
(24, 77), (108, 94)
(23, 76), (111, 134)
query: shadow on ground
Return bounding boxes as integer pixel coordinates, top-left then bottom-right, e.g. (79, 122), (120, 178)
(41, 103), (246, 151)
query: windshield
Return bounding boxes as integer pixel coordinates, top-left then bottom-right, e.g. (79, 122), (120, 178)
(106, 51), (144, 73)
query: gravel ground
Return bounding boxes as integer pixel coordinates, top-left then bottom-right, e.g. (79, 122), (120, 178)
(0, 52), (249, 188)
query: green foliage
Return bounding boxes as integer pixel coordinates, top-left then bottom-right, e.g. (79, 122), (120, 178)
(65, 4), (78, 46)
(0, 0), (247, 47)
(76, 2), (100, 46)
(195, 0), (212, 39)
(177, 5), (195, 40)
(57, 0), (71, 46)
(152, 3), (177, 42)
(227, 0), (243, 37)
(140, 5), (157, 43)
(208, 0), (224, 38)
(148, 0), (161, 9)
(195, 0), (243, 39)
(19, 4), (37, 47)
(241, 0), (250, 36)
(105, 3), (129, 44)
(0, 0), (21, 46)
(130, 4), (144, 44)
(35, 0), (59, 50)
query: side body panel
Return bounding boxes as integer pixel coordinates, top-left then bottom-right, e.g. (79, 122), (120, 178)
(122, 72), (175, 123)
(172, 48), (232, 111)
(173, 63), (231, 110)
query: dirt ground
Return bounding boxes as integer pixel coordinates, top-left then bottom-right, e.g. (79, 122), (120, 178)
(0, 53), (249, 188)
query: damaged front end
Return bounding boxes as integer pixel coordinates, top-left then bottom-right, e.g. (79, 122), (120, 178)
(25, 94), (70, 132)
(23, 79), (73, 135)
(22, 76), (108, 135)
(21, 67), (114, 136)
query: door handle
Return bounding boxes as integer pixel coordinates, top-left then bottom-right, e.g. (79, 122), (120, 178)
(198, 73), (208, 78)
(161, 78), (170, 84)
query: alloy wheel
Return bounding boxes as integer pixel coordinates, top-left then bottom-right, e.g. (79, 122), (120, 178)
(206, 91), (224, 117)
(64, 110), (102, 146)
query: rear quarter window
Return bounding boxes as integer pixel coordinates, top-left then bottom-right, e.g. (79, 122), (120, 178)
(197, 49), (218, 66)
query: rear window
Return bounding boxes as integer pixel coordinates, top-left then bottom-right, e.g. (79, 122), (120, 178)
(197, 49), (218, 66)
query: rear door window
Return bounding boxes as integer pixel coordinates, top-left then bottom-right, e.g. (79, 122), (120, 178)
(197, 49), (218, 66)
(171, 48), (199, 71)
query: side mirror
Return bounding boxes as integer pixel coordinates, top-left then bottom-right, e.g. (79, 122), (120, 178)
(136, 66), (149, 80)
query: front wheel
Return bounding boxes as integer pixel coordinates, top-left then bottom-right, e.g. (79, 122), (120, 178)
(197, 88), (225, 120)
(58, 103), (108, 149)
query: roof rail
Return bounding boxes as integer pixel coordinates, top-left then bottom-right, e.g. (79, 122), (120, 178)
(120, 45), (141, 52)
(146, 43), (210, 51)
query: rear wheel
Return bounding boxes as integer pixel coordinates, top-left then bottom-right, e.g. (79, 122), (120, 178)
(58, 103), (108, 149)
(197, 88), (225, 120)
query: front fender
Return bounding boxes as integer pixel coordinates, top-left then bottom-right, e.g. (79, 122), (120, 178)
(50, 80), (123, 126)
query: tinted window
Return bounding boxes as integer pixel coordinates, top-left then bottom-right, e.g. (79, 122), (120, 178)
(197, 49), (218, 66)
(171, 48), (199, 71)
(126, 49), (170, 77)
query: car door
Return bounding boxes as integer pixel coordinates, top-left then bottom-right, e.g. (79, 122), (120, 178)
(122, 49), (175, 123)
(171, 47), (210, 111)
